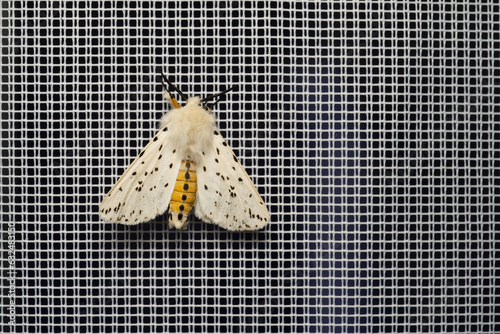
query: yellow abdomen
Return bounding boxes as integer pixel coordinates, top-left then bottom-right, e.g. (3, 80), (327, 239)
(168, 160), (197, 229)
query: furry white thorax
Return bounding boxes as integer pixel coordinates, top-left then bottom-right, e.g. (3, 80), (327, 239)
(159, 97), (216, 164)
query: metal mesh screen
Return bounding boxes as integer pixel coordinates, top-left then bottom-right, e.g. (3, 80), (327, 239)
(2, 1), (499, 333)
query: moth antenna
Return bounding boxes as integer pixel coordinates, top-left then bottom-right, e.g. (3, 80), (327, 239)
(209, 97), (222, 110)
(200, 84), (238, 103)
(161, 72), (189, 101)
(161, 80), (180, 109)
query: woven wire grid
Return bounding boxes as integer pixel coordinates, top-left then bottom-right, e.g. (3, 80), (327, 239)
(1, 1), (499, 333)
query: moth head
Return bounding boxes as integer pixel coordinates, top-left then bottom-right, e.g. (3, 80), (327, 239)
(161, 72), (237, 112)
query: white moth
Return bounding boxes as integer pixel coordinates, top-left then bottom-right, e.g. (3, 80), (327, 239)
(99, 74), (270, 231)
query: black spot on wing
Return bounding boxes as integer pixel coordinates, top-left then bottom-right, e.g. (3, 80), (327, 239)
(139, 151), (145, 158)
(163, 126), (168, 131)
(214, 130), (219, 135)
(153, 136), (158, 141)
(233, 155), (238, 163)
(158, 155), (162, 160)
(132, 172), (137, 176)
(169, 163), (173, 168)
(203, 166), (206, 172)
(222, 142), (228, 146)
(215, 158), (219, 163)
(216, 147), (220, 155)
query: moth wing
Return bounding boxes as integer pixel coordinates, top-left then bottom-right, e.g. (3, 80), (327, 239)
(194, 131), (270, 230)
(100, 126), (182, 225)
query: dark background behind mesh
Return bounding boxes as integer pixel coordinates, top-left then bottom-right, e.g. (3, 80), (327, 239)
(1, 1), (499, 333)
